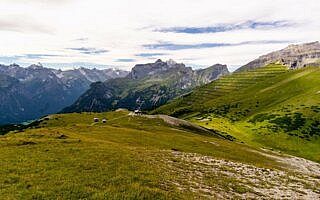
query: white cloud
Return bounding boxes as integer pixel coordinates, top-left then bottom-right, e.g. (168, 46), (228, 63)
(0, 0), (319, 70)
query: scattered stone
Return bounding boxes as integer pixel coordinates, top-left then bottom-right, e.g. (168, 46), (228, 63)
(161, 151), (320, 199)
(57, 134), (68, 139)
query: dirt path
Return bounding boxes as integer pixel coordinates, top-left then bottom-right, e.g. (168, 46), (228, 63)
(145, 114), (209, 131)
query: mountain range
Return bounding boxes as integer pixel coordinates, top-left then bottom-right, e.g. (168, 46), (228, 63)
(63, 41), (320, 114)
(0, 63), (128, 124)
(61, 59), (229, 113)
(1, 41), (319, 125)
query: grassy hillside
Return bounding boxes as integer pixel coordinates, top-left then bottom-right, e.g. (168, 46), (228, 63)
(153, 65), (320, 162)
(153, 64), (288, 116)
(1, 110), (319, 199)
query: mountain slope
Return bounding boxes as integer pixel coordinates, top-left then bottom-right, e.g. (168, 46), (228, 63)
(153, 64), (320, 162)
(153, 64), (288, 117)
(0, 64), (128, 124)
(237, 41), (320, 71)
(62, 60), (229, 113)
(0, 110), (319, 199)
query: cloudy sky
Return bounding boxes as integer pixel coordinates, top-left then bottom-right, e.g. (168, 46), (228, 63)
(0, 0), (319, 71)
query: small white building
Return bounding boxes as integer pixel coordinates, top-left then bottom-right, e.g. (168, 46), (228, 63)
(93, 118), (99, 122)
(102, 119), (107, 123)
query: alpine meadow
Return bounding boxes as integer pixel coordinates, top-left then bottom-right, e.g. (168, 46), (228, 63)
(1, 0), (320, 199)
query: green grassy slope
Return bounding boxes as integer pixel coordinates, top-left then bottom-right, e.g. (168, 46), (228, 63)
(153, 65), (320, 162)
(2, 110), (318, 199)
(153, 64), (288, 116)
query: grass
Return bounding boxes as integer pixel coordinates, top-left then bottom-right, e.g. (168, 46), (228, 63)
(154, 65), (320, 162)
(1, 64), (320, 198)
(153, 64), (288, 117)
(0, 110), (289, 199)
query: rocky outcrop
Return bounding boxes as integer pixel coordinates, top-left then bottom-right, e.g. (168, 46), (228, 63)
(196, 64), (229, 84)
(238, 41), (320, 71)
(129, 59), (187, 79)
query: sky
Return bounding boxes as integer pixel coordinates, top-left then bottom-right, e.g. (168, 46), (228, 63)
(0, 0), (319, 71)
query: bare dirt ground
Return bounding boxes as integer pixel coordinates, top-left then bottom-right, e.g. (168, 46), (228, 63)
(144, 114), (220, 135)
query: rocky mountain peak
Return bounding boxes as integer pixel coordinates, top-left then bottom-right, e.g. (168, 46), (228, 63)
(155, 59), (163, 63)
(286, 41), (319, 50)
(129, 59), (185, 79)
(196, 64), (230, 83)
(28, 63), (44, 70)
(9, 63), (20, 68)
(62, 60), (229, 114)
(208, 63), (228, 69)
(238, 41), (320, 71)
(166, 59), (177, 67)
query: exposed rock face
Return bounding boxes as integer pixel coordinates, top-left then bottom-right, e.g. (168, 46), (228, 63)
(238, 41), (320, 71)
(129, 59), (187, 79)
(196, 64), (229, 84)
(62, 59), (229, 113)
(0, 64), (128, 124)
